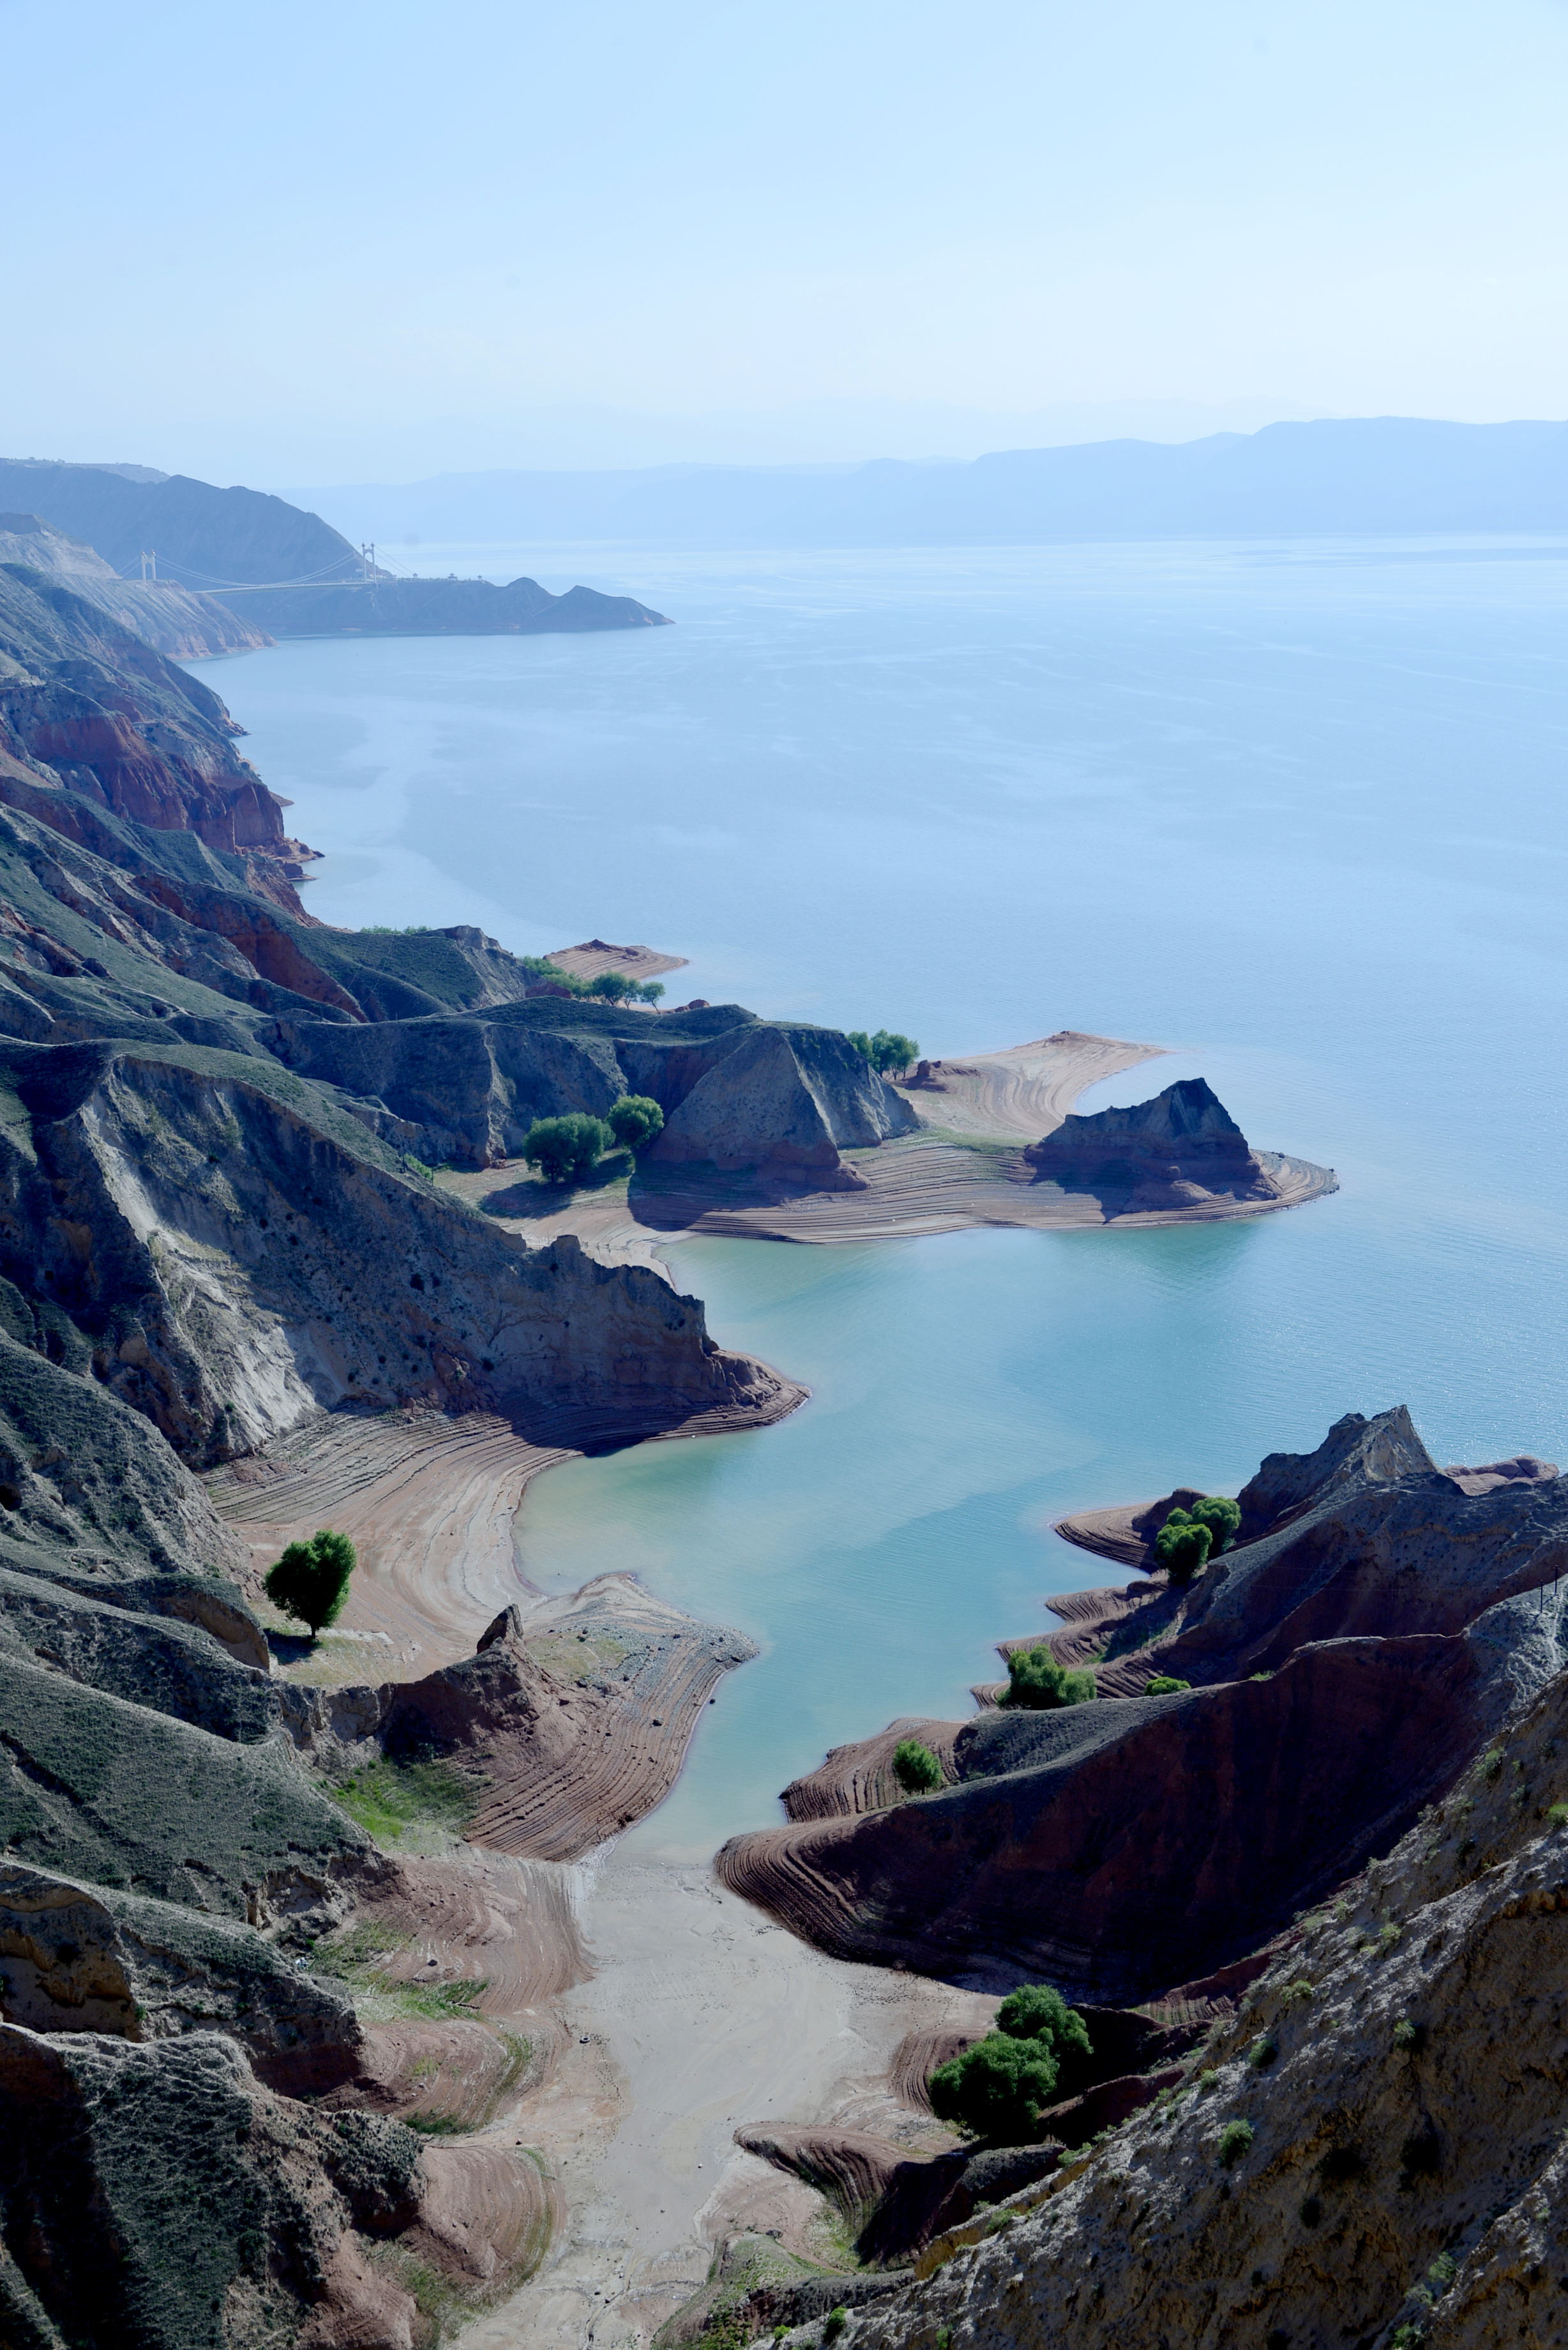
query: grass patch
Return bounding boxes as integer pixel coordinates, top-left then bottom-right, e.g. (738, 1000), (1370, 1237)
(309, 1920), (490, 2024)
(331, 1754), (478, 1852)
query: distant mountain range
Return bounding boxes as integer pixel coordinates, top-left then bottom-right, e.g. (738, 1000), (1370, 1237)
(285, 418), (1568, 550)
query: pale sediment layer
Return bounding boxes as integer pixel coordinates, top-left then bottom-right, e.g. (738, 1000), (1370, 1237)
(899, 1030), (1165, 1141)
(458, 1852), (992, 2350)
(209, 1390), (801, 1680)
(545, 941), (690, 983)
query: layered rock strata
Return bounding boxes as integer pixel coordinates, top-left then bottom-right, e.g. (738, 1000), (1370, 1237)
(717, 1411), (1568, 1998)
(268, 995), (917, 1180)
(818, 1664), (1568, 2350)
(1022, 1074), (1291, 1209)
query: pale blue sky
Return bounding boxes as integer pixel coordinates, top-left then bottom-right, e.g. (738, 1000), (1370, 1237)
(6, 0), (1567, 479)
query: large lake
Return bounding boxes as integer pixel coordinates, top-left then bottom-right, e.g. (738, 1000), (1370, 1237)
(204, 536), (1568, 1855)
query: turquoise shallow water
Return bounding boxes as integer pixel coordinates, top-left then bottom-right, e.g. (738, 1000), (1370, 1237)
(205, 536), (1568, 1856)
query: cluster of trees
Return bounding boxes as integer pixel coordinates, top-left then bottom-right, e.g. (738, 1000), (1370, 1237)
(264, 1529), (356, 1636)
(928, 1983), (1094, 2142)
(1153, 1494), (1241, 1584)
(846, 1027), (919, 1077)
(519, 1095), (665, 1185)
(524, 957), (665, 1005)
(999, 1644), (1096, 1710)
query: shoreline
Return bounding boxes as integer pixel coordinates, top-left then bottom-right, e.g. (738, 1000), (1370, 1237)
(440, 1031), (1337, 1260)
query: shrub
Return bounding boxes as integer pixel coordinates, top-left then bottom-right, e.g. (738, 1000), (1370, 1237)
(1247, 2035), (1278, 2069)
(520, 1114), (613, 1184)
(996, 1983), (1093, 2094)
(1280, 1979), (1313, 2004)
(1154, 1511), (1212, 1583)
(605, 1095), (665, 1151)
(893, 1738), (943, 1794)
(1548, 1801), (1568, 1828)
(1144, 1674), (1191, 1695)
(928, 2032), (1062, 2142)
(1189, 1494), (1242, 1552)
(1000, 1644), (1096, 1710)
(265, 1529), (356, 1635)
(1217, 2119), (1254, 2169)
(1393, 2017), (1424, 2051)
(822, 2312), (848, 2344)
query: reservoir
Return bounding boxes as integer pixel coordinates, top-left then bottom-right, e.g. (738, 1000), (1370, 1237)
(205, 535), (1568, 1854)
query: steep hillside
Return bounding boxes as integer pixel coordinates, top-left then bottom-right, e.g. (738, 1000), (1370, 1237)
(718, 1411), (1568, 1997)
(0, 566), (308, 906)
(0, 458), (364, 586)
(0, 513), (269, 658)
(827, 1660), (1568, 2350)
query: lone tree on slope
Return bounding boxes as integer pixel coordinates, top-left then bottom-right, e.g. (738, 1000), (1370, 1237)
(265, 1529), (356, 1637)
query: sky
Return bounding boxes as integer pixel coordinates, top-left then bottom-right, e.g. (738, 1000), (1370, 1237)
(6, 0), (1568, 481)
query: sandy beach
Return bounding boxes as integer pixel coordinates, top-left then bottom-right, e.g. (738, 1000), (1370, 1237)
(441, 1029), (1336, 1259)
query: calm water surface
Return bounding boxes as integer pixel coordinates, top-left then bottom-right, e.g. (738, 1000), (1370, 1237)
(206, 538), (1568, 1854)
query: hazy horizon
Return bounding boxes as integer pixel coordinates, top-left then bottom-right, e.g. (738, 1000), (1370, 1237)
(7, 0), (1568, 487)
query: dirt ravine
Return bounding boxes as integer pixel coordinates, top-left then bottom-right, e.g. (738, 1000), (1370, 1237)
(460, 1849), (990, 2350)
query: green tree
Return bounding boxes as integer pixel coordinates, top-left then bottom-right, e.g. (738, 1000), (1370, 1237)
(636, 980), (665, 1004)
(995, 1984), (1093, 2099)
(589, 970), (637, 1000)
(893, 1738), (943, 1794)
(1189, 1494), (1241, 1553)
(520, 1114), (612, 1184)
(265, 1529), (356, 1636)
(605, 1095), (665, 1151)
(846, 1027), (919, 1076)
(869, 1029), (918, 1076)
(1154, 1510), (1212, 1584)
(928, 2032), (1062, 2142)
(527, 958), (591, 996)
(1000, 1644), (1097, 1710)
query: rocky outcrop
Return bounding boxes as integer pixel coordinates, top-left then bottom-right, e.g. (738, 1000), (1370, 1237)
(297, 1576), (761, 1862)
(832, 1663), (1568, 2350)
(1022, 1076), (1291, 1209)
(0, 1033), (797, 1464)
(0, 1864), (363, 2093)
(0, 515), (269, 658)
(268, 996), (918, 1178)
(0, 2021), (548, 2349)
(0, 1651), (385, 1935)
(0, 566), (310, 909)
(717, 1410), (1568, 1998)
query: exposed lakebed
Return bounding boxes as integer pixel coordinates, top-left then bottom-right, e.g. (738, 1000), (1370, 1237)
(205, 533), (1568, 1853)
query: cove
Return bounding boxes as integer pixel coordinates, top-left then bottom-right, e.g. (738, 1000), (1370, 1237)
(202, 534), (1568, 1858)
